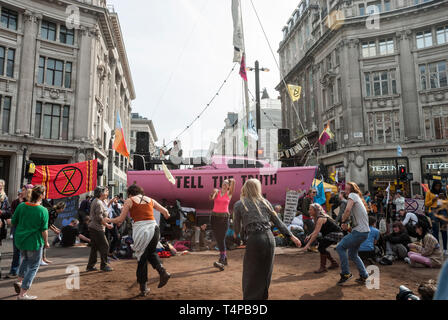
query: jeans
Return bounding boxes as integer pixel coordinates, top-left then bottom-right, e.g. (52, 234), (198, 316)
(106, 225), (120, 254)
(9, 227), (21, 275)
(336, 230), (370, 278)
(18, 246), (43, 290)
(136, 226), (162, 284)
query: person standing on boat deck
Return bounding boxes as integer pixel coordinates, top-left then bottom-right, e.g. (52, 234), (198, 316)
(233, 179), (302, 300)
(110, 184), (171, 297)
(210, 178), (235, 270)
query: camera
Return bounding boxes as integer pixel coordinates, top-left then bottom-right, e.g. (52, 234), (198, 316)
(396, 285), (420, 300)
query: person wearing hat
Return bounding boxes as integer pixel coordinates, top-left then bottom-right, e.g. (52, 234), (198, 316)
(86, 186), (114, 272)
(4, 184), (33, 279)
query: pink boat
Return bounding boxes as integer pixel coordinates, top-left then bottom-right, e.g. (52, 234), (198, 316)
(128, 156), (317, 214)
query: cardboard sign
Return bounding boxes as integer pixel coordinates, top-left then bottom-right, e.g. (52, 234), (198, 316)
(405, 198), (425, 216)
(283, 190), (301, 225)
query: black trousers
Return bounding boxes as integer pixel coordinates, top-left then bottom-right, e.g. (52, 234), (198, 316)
(106, 225), (120, 254)
(243, 230), (275, 300)
(318, 238), (335, 254)
(136, 226), (162, 285)
(211, 214), (229, 253)
(87, 228), (110, 269)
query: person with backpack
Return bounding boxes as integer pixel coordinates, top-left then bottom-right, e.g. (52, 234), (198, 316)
(302, 203), (343, 274)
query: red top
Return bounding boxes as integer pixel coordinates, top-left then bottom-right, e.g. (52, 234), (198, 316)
(213, 192), (230, 214)
(129, 198), (155, 222)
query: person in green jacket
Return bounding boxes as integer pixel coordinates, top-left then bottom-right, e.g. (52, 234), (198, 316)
(11, 185), (49, 300)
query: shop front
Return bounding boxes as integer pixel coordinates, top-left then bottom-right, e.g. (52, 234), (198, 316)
(421, 154), (448, 191)
(368, 157), (410, 196)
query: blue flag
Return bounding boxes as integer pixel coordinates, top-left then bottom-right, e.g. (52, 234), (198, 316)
(313, 181), (326, 205)
(397, 145), (402, 157)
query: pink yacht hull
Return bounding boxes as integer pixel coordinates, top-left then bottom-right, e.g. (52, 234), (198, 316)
(128, 166), (317, 213)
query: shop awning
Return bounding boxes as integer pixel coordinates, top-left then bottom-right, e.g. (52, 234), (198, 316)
(313, 179), (338, 193)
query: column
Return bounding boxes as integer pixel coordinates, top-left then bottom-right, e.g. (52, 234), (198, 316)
(397, 30), (420, 140)
(15, 11), (40, 134)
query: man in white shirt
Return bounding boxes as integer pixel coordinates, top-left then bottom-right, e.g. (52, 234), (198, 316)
(393, 190), (406, 213)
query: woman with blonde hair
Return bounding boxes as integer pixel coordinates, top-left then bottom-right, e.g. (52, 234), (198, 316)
(233, 179), (301, 300)
(302, 203), (343, 273)
(336, 182), (371, 285)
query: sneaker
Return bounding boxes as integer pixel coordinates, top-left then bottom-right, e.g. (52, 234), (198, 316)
(13, 281), (21, 294)
(86, 266), (98, 272)
(4, 273), (18, 279)
(213, 261), (225, 271)
(40, 261), (48, 266)
(17, 294), (37, 300)
(404, 257), (411, 264)
(355, 276), (368, 285)
(337, 273), (353, 286)
(444, 250), (448, 256)
(101, 266), (114, 272)
(219, 257), (228, 266)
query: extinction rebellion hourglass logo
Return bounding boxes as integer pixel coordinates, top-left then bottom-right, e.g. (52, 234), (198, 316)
(53, 166), (83, 197)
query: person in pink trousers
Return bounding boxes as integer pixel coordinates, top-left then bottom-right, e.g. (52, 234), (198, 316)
(406, 221), (443, 268)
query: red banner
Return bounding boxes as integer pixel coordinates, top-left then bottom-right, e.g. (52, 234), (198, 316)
(31, 159), (98, 199)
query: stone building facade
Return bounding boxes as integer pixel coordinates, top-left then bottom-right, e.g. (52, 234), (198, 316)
(0, 0), (135, 200)
(277, 0), (448, 196)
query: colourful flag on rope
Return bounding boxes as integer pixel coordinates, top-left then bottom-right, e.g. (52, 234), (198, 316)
(239, 55), (248, 81)
(248, 113), (258, 141)
(162, 161), (176, 185)
(319, 122), (335, 145)
(314, 181), (326, 205)
(113, 112), (130, 158)
(287, 84), (302, 102)
(31, 160), (98, 199)
(421, 183), (430, 193)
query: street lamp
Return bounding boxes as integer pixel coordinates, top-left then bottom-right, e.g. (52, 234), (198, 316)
(247, 61), (270, 159)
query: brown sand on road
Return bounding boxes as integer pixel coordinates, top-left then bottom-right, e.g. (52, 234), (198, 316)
(46, 247), (440, 300)
(0, 246), (440, 300)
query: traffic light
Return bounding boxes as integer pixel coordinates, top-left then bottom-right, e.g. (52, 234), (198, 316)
(24, 161), (35, 180)
(399, 167), (407, 181)
(97, 163), (104, 177)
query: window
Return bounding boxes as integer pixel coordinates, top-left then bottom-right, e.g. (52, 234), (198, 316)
(326, 54), (332, 71)
(416, 30), (433, 49)
(40, 57), (72, 88)
(335, 47), (340, 66)
(420, 61), (448, 89)
(437, 26), (448, 45)
(35, 102), (42, 137)
(0, 47), (4, 76)
(1, 8), (18, 31)
(365, 70), (397, 97)
(59, 25), (74, 45)
(328, 85), (334, 106)
(6, 48), (14, 77)
(337, 78), (342, 103)
(423, 106), (448, 140)
(62, 106), (69, 140)
(42, 103), (61, 139)
(1, 96), (11, 133)
(362, 41), (376, 57)
(384, 0), (391, 11)
(379, 38), (394, 55)
(41, 20), (57, 41)
(368, 111), (401, 144)
(359, 4), (365, 16)
(367, 1), (382, 14)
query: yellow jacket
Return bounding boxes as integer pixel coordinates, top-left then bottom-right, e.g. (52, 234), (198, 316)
(425, 191), (438, 212)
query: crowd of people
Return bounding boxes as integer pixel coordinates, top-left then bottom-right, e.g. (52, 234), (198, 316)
(1, 175), (448, 300)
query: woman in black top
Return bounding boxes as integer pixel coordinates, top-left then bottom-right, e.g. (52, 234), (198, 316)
(233, 179), (301, 300)
(303, 203), (344, 273)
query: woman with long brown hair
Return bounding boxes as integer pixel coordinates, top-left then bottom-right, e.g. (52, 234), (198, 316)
(233, 179), (301, 300)
(335, 182), (371, 285)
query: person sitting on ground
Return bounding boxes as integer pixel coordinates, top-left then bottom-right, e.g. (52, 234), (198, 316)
(302, 203), (343, 273)
(405, 222), (443, 268)
(358, 216), (380, 265)
(380, 221), (411, 265)
(274, 205), (283, 222)
(398, 209), (418, 238)
(60, 219), (91, 247)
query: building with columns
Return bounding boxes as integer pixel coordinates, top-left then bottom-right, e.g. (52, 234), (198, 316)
(0, 0), (135, 200)
(277, 0), (448, 196)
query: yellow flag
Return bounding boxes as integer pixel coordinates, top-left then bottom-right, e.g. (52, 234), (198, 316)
(162, 161), (176, 185)
(288, 84), (302, 102)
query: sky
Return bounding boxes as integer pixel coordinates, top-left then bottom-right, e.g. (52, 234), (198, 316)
(107, 0), (299, 156)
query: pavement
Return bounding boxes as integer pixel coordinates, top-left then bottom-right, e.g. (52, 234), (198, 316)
(0, 232), (91, 300)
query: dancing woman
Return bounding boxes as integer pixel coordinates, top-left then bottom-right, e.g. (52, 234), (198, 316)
(209, 178), (235, 270)
(110, 184), (171, 296)
(233, 179), (301, 300)
(303, 203), (343, 273)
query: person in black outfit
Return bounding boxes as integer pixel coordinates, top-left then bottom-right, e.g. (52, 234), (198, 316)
(329, 193), (340, 220)
(60, 219), (90, 247)
(303, 203), (344, 273)
(233, 179), (302, 300)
